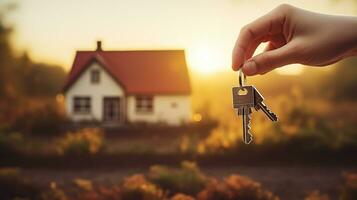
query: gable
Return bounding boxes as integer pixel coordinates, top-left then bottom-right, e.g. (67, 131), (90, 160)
(63, 50), (191, 95)
(65, 61), (124, 96)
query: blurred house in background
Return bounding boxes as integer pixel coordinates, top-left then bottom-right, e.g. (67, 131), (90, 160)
(63, 41), (192, 125)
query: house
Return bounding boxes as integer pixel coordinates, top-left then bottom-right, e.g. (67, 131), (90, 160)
(63, 41), (192, 126)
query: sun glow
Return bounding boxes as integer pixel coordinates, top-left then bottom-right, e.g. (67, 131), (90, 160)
(276, 64), (304, 75)
(186, 46), (223, 74)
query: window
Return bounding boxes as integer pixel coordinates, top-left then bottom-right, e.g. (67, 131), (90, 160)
(91, 70), (100, 84)
(136, 96), (153, 113)
(73, 97), (91, 113)
(171, 102), (178, 108)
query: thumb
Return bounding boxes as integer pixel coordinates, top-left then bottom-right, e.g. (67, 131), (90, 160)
(242, 43), (297, 76)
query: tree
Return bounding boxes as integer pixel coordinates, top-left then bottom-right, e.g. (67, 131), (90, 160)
(0, 3), (66, 99)
(0, 4), (16, 98)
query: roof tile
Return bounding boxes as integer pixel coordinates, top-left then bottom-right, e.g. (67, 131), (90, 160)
(63, 50), (191, 95)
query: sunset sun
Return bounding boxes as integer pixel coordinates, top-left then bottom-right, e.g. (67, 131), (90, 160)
(187, 46), (223, 74)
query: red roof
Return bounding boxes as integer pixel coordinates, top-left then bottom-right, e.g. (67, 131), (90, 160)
(63, 50), (191, 95)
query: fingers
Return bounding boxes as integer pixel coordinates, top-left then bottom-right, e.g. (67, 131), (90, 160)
(242, 42), (297, 75)
(264, 34), (287, 52)
(232, 4), (291, 71)
(244, 40), (261, 61)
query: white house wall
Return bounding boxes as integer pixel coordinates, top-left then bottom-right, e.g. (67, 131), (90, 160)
(127, 95), (191, 125)
(65, 62), (125, 121)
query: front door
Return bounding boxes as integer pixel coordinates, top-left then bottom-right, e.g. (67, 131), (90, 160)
(103, 97), (121, 122)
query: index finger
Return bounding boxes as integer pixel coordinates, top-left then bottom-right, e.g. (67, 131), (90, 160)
(232, 5), (288, 71)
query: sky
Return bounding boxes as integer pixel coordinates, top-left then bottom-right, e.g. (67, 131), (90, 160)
(4, 0), (357, 74)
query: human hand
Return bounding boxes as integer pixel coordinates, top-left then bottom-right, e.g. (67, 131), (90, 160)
(232, 4), (357, 75)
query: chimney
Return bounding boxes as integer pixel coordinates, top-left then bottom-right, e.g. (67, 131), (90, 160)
(96, 40), (102, 51)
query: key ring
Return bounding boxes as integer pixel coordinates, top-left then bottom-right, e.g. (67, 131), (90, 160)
(238, 69), (246, 87)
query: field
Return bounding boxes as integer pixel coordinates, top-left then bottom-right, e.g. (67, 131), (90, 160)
(21, 166), (354, 200)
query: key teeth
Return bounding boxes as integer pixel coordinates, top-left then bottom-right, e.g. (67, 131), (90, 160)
(259, 102), (278, 121)
(244, 131), (253, 144)
(267, 109), (278, 121)
(247, 114), (251, 128)
(244, 114), (253, 144)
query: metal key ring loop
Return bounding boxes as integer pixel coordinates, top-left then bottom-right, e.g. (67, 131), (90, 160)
(238, 69), (246, 87)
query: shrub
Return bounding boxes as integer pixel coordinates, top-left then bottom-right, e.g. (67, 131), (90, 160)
(97, 185), (122, 200)
(171, 193), (196, 200)
(40, 182), (68, 200)
(197, 175), (279, 200)
(340, 173), (357, 200)
(121, 174), (166, 200)
(73, 178), (93, 191)
(0, 167), (41, 200)
(13, 101), (67, 135)
(148, 161), (207, 196)
(74, 175), (165, 200)
(0, 131), (24, 156)
(304, 190), (330, 200)
(197, 178), (230, 200)
(57, 128), (104, 156)
(74, 183), (121, 200)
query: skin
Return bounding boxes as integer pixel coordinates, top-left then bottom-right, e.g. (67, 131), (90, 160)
(232, 4), (357, 76)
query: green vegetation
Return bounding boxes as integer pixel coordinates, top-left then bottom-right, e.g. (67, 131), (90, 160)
(57, 128), (105, 156)
(197, 175), (278, 200)
(340, 173), (357, 200)
(0, 168), (41, 200)
(0, 162), (280, 200)
(0, 131), (24, 156)
(13, 101), (67, 134)
(148, 161), (207, 196)
(1, 163), (356, 200)
(0, 3), (66, 133)
(0, 6), (65, 99)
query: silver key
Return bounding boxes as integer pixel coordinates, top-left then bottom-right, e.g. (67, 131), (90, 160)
(232, 70), (278, 144)
(232, 86), (255, 144)
(242, 107), (253, 144)
(253, 88), (278, 121)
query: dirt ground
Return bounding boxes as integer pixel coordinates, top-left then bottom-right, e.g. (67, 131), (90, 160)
(21, 165), (356, 200)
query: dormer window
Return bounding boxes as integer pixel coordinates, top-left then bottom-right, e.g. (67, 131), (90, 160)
(91, 70), (100, 84)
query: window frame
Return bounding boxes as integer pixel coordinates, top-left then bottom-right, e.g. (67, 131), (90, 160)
(135, 96), (154, 113)
(73, 96), (91, 114)
(90, 69), (100, 84)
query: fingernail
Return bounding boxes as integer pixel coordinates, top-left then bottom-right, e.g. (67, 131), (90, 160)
(243, 60), (257, 75)
(232, 64), (243, 71)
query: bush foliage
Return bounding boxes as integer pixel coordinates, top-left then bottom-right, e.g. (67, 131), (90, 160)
(0, 161), (283, 200)
(57, 128), (105, 156)
(148, 161), (207, 196)
(340, 173), (357, 200)
(0, 131), (24, 156)
(0, 168), (41, 200)
(2, 164), (357, 200)
(197, 175), (278, 200)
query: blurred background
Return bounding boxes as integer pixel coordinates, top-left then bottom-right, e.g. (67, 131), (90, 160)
(0, 0), (356, 200)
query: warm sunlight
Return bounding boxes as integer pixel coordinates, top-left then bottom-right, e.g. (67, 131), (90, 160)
(2, 1), (357, 199)
(186, 46), (223, 74)
(276, 64), (304, 75)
